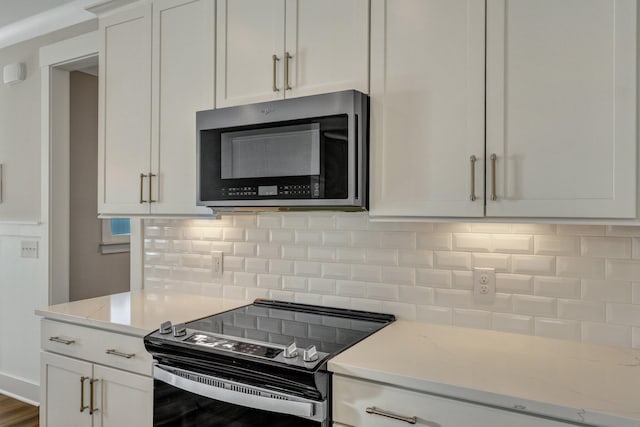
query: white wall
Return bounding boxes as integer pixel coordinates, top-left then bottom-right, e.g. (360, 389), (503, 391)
(0, 21), (97, 403)
(144, 213), (640, 349)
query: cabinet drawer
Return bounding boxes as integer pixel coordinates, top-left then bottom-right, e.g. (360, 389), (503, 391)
(333, 375), (576, 427)
(42, 319), (152, 376)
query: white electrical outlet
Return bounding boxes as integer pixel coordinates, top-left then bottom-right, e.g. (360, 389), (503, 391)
(473, 267), (495, 303)
(211, 251), (223, 278)
(21, 240), (39, 259)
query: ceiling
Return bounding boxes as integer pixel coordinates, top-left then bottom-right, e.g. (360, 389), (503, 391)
(0, 0), (98, 50)
(0, 0), (78, 28)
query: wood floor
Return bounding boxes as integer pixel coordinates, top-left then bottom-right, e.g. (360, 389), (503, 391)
(0, 395), (38, 427)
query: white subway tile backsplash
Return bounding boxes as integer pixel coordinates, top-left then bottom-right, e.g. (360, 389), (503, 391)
(557, 257), (604, 279)
(453, 309), (492, 330)
(398, 250), (433, 268)
(435, 252), (471, 270)
(492, 313), (533, 335)
(323, 231), (350, 246)
(417, 233), (452, 250)
(351, 264), (382, 282)
(452, 271), (473, 290)
(365, 248), (398, 266)
(382, 266), (415, 285)
(416, 305), (452, 325)
(496, 274), (533, 294)
(453, 233), (491, 252)
(435, 289), (471, 308)
(472, 253), (511, 272)
(145, 214), (639, 348)
(511, 255), (555, 276)
(607, 303), (640, 327)
(416, 269), (451, 288)
(322, 263), (350, 279)
(492, 234), (533, 254)
(534, 318), (581, 341)
(512, 295), (556, 316)
(534, 277), (581, 299)
(336, 247), (365, 263)
(558, 300), (605, 322)
(557, 225), (605, 236)
(281, 215), (307, 229)
(582, 280), (631, 303)
(606, 259), (640, 281)
(534, 235), (580, 256)
(296, 231), (322, 245)
(398, 286), (433, 305)
(582, 322), (632, 347)
(581, 237), (631, 258)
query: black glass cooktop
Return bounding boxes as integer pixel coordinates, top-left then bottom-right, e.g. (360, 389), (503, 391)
(185, 299), (395, 355)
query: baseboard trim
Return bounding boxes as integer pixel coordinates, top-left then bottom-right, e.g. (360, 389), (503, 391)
(0, 372), (39, 406)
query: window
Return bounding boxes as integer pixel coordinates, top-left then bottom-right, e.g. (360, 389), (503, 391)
(100, 218), (131, 253)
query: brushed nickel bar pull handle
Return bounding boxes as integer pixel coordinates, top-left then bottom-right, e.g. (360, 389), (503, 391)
(89, 378), (99, 415)
(80, 376), (89, 413)
(366, 406), (417, 424)
(470, 155), (477, 201)
(0, 164), (3, 203)
(272, 54), (280, 92)
(284, 52), (292, 90)
(106, 349), (135, 359)
(149, 172), (156, 203)
(139, 173), (147, 204)
(49, 336), (75, 345)
(490, 153), (497, 201)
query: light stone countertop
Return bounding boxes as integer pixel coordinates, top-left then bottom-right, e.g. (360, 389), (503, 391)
(328, 320), (640, 427)
(35, 290), (247, 336)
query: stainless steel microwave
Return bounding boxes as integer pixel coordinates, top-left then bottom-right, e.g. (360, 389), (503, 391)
(196, 90), (368, 210)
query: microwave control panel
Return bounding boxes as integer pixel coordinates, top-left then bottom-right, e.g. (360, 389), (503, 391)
(221, 183), (320, 199)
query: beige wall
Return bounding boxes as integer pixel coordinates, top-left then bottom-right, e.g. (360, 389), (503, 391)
(69, 71), (129, 301)
(0, 21), (96, 221)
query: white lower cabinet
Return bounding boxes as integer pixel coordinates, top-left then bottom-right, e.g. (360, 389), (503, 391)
(40, 320), (153, 427)
(333, 375), (576, 427)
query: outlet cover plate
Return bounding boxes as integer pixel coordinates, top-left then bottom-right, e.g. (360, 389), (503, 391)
(211, 251), (223, 278)
(473, 267), (495, 304)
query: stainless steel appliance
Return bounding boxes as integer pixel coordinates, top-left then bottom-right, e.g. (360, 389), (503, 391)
(196, 90), (369, 210)
(144, 299), (394, 426)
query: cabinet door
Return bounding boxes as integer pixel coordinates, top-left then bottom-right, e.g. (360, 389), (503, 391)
(93, 364), (153, 427)
(216, 0), (285, 107)
(486, 0), (637, 218)
(41, 352), (93, 427)
(369, 0), (486, 217)
(151, 0), (214, 215)
(98, 4), (153, 215)
(284, 0), (369, 98)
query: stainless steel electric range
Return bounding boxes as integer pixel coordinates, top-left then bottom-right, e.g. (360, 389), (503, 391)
(144, 299), (395, 427)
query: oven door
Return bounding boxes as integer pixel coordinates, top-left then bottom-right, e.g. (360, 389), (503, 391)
(153, 364), (327, 427)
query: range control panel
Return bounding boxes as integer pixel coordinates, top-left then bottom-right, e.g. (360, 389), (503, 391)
(185, 333), (281, 359)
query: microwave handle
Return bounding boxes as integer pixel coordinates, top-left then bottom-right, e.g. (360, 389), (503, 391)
(154, 365), (323, 420)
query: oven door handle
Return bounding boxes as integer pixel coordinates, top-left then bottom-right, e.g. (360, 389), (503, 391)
(153, 365), (325, 421)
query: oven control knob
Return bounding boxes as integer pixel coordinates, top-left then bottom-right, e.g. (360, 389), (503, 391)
(172, 323), (187, 337)
(283, 342), (298, 358)
(303, 345), (319, 362)
(159, 321), (172, 335)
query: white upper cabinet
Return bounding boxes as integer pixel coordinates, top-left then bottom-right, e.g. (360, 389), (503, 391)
(369, 0), (486, 217)
(216, 0), (285, 107)
(151, 0), (214, 215)
(485, 0), (637, 218)
(98, 4), (152, 215)
(98, 0), (214, 215)
(371, 0), (637, 219)
(284, 0), (369, 98)
(216, 0), (369, 108)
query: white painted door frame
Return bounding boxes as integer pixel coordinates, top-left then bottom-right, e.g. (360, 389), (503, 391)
(40, 31), (142, 305)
